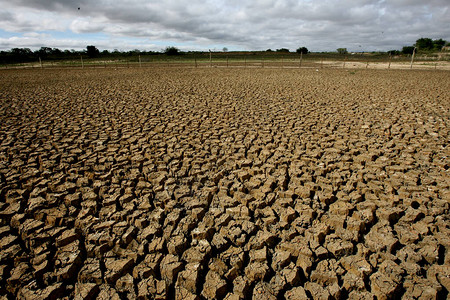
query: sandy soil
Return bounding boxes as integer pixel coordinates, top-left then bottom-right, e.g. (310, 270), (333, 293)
(0, 67), (449, 299)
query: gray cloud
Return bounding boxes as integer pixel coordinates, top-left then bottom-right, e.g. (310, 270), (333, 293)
(0, 0), (449, 51)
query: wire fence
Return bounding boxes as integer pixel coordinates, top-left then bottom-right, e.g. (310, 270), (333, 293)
(1, 55), (449, 71)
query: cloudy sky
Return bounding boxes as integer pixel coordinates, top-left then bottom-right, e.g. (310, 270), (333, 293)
(0, 0), (449, 52)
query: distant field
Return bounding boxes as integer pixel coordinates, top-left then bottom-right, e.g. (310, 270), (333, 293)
(0, 68), (449, 299)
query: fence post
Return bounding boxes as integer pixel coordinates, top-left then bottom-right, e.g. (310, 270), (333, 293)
(299, 52), (302, 68)
(39, 57), (43, 68)
(343, 56), (347, 68)
(195, 56), (197, 68)
(262, 56), (264, 68)
(388, 54), (391, 69)
(139, 55), (142, 68)
(227, 56), (229, 68)
(366, 61), (369, 69)
(80, 55), (84, 68)
(410, 47), (416, 69)
(209, 50), (212, 67)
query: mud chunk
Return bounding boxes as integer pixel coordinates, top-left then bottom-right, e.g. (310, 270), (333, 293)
(365, 223), (398, 253)
(251, 281), (277, 299)
(54, 240), (83, 281)
(310, 259), (342, 285)
(97, 284), (121, 300)
(271, 250), (291, 271)
(74, 283), (99, 300)
(78, 258), (102, 284)
(249, 246), (267, 262)
(211, 232), (229, 251)
(160, 254), (184, 284)
(116, 273), (134, 293)
(7, 262), (33, 294)
(104, 257), (134, 284)
(176, 286), (200, 300)
(182, 240), (211, 264)
(245, 261), (269, 281)
(284, 286), (308, 300)
(343, 272), (366, 292)
(17, 282), (64, 300)
(176, 262), (202, 294)
(56, 228), (79, 247)
(340, 255), (372, 278)
(167, 234), (188, 255)
(370, 271), (401, 300)
(191, 224), (215, 241)
(137, 277), (168, 300)
(133, 253), (163, 280)
(325, 235), (354, 258)
(201, 270), (228, 299)
(304, 282), (330, 300)
(232, 276), (250, 298)
(249, 230), (277, 249)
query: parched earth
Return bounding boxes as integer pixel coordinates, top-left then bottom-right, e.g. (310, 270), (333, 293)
(0, 67), (449, 299)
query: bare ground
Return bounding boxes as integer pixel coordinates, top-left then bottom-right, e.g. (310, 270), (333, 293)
(0, 67), (449, 299)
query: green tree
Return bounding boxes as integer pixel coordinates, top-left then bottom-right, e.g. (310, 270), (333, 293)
(35, 47), (53, 58)
(415, 38), (433, 51)
(387, 50), (400, 56)
(164, 46), (180, 55)
(296, 47), (309, 54)
(276, 48), (290, 52)
(337, 48), (348, 54)
(433, 39), (447, 50)
(402, 46), (415, 55)
(86, 45), (100, 58)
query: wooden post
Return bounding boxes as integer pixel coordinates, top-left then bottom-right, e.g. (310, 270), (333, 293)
(366, 61), (369, 69)
(410, 47), (416, 69)
(80, 56), (84, 68)
(300, 52), (303, 68)
(139, 55), (142, 68)
(262, 56), (264, 68)
(388, 54), (391, 69)
(227, 56), (229, 67)
(195, 56), (197, 68)
(39, 57), (43, 68)
(209, 50), (212, 67)
(343, 56), (347, 68)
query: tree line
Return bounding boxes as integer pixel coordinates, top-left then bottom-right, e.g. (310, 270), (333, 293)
(390, 38), (448, 55)
(0, 46), (162, 64)
(1, 37), (447, 65)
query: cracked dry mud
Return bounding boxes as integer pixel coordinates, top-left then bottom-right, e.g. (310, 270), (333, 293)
(0, 67), (449, 299)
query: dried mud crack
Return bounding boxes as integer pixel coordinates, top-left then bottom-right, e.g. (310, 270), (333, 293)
(0, 67), (449, 299)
